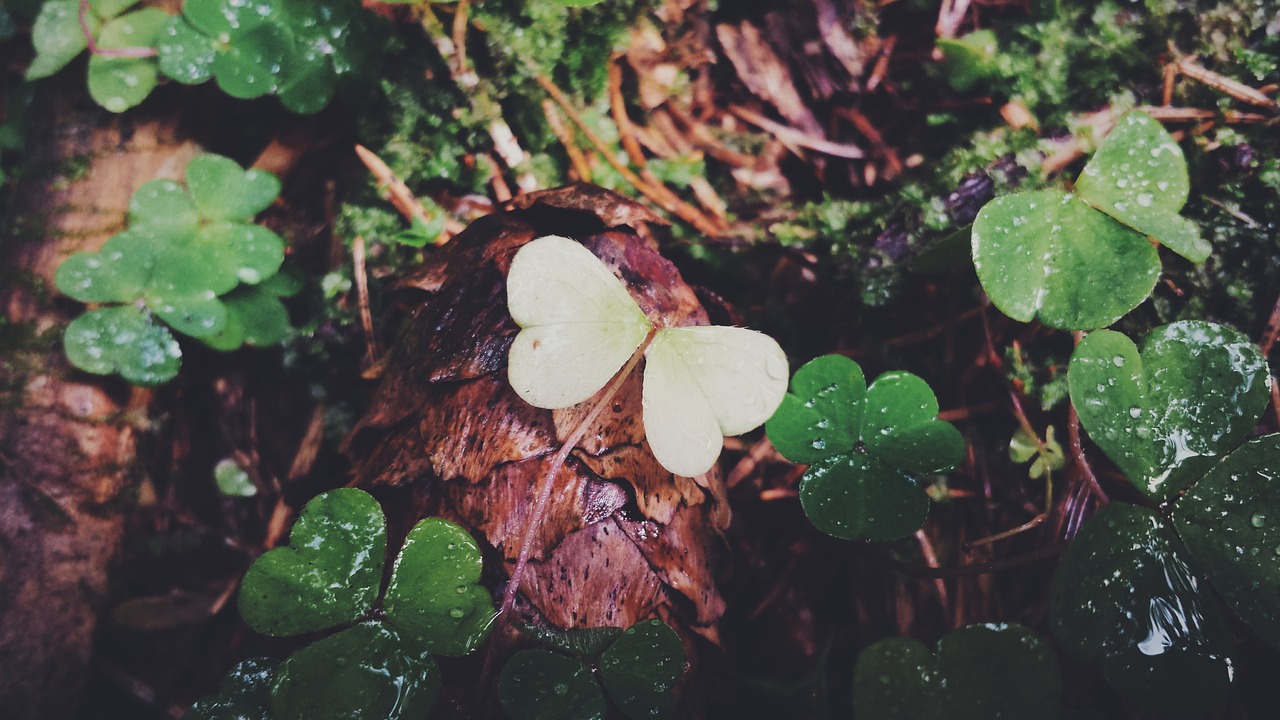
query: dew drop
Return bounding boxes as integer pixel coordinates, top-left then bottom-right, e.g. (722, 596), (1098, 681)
(1251, 513), (1266, 528)
(449, 607), (466, 619)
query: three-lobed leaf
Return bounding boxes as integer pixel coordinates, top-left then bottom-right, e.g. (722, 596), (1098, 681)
(1069, 321), (1269, 500)
(766, 354), (963, 541)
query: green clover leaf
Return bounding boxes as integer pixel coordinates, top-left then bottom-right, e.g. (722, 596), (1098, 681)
(238, 488), (387, 636)
(186, 657), (277, 720)
(270, 623), (441, 720)
(853, 624), (1062, 720)
(27, 0), (94, 80)
(765, 354), (964, 540)
(86, 8), (167, 113)
(499, 649), (607, 720)
(156, 16), (215, 84)
(598, 620), (685, 720)
(1174, 435), (1280, 650)
(128, 178), (201, 239)
(1076, 110), (1210, 263)
(972, 190), (1160, 331)
(63, 305), (180, 386)
(384, 518), (496, 657)
(186, 154), (282, 223)
(1068, 321), (1269, 500)
(54, 229), (156, 304)
(1050, 503), (1235, 717)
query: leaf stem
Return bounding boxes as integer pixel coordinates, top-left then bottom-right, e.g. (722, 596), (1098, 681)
(79, 0), (158, 59)
(497, 328), (657, 618)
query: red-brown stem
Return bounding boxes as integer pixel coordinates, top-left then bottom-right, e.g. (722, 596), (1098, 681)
(80, 0), (158, 58)
(497, 329), (657, 619)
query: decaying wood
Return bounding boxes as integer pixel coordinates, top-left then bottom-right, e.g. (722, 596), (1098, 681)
(0, 88), (198, 720)
(346, 185), (729, 646)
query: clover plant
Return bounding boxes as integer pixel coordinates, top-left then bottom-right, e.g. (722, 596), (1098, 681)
(189, 488), (496, 720)
(499, 619), (686, 720)
(853, 623), (1062, 720)
(765, 354), (964, 541)
(1050, 320), (1278, 714)
(972, 110), (1206, 330)
(56, 153), (295, 385)
(158, 0), (380, 114)
(27, 0), (381, 114)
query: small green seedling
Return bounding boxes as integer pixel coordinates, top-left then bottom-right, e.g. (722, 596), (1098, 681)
(973, 110), (1205, 330)
(1050, 503), (1235, 718)
(213, 458), (256, 497)
(1068, 320), (1269, 500)
(56, 153), (295, 385)
(28, 0), (167, 112)
(499, 619), (686, 720)
(506, 234), (788, 477)
(158, 0), (380, 114)
(936, 29), (1001, 93)
(194, 489), (496, 720)
(765, 354), (964, 541)
(1009, 425), (1064, 480)
(853, 623), (1062, 720)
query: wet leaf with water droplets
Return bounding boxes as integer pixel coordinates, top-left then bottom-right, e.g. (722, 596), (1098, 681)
(854, 624), (1061, 720)
(498, 649), (606, 720)
(186, 154), (282, 223)
(186, 657), (278, 720)
(1069, 321), (1269, 500)
(270, 622), (440, 720)
(1174, 435), (1280, 650)
(55, 229), (157, 304)
(63, 305), (181, 386)
(1076, 110), (1209, 263)
(766, 355), (962, 540)
(156, 16), (216, 84)
(598, 619), (684, 720)
(238, 488), (386, 636)
(86, 9), (168, 113)
(1050, 503), (1235, 717)
(383, 518), (495, 656)
(971, 189), (1160, 330)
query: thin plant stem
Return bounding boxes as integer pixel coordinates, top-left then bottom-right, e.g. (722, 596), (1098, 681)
(79, 0), (158, 58)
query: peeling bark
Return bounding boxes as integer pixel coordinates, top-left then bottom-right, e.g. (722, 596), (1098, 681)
(0, 89), (197, 719)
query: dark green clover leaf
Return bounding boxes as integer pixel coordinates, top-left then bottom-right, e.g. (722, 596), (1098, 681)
(1076, 110), (1210, 263)
(86, 8), (167, 113)
(196, 222), (285, 285)
(384, 518), (496, 656)
(54, 230), (156, 304)
(186, 154), (281, 223)
(1069, 321), (1269, 500)
(499, 649), (607, 720)
(972, 190), (1159, 331)
(184, 0), (272, 38)
(63, 305), (180, 386)
(1050, 503), (1235, 717)
(598, 620), (684, 720)
(238, 488), (386, 636)
(224, 286), (291, 347)
(853, 624), (1061, 720)
(186, 657), (278, 720)
(270, 622), (440, 720)
(1174, 435), (1280, 650)
(766, 354), (964, 541)
(257, 264), (304, 298)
